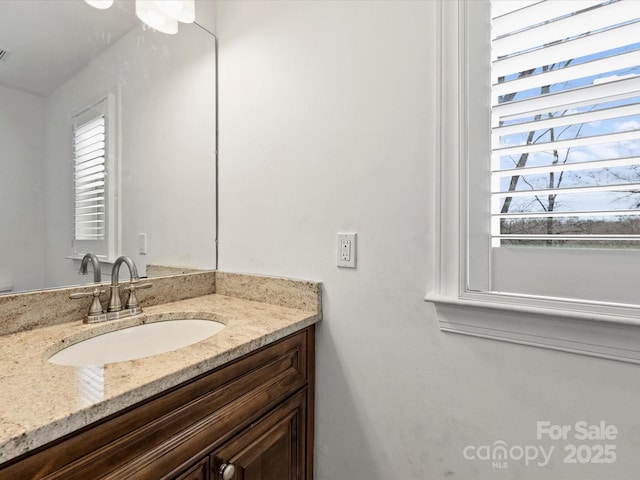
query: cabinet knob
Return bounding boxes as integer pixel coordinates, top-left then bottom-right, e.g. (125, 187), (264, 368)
(219, 462), (236, 480)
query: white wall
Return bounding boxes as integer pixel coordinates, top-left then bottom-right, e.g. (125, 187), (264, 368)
(0, 85), (45, 292)
(216, 1), (640, 479)
(43, 22), (216, 287)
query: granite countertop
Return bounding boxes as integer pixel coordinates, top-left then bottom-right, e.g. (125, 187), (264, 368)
(0, 273), (321, 465)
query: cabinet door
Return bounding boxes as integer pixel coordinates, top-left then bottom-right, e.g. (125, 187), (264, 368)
(174, 457), (210, 480)
(212, 390), (307, 480)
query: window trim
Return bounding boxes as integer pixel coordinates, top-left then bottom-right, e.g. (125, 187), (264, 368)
(427, 0), (640, 364)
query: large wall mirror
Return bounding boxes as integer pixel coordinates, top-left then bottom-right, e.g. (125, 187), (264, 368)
(0, 0), (217, 294)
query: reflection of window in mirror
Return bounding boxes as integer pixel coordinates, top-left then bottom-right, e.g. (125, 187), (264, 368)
(71, 92), (119, 261)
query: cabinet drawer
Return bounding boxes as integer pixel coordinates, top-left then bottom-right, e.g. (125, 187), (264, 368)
(0, 328), (312, 480)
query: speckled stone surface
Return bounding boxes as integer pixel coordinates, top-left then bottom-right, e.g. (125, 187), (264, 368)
(0, 271), (216, 336)
(216, 271), (322, 312)
(146, 265), (206, 277)
(0, 272), (321, 464)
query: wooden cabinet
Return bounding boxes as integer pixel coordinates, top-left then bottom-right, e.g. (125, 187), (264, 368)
(209, 390), (306, 480)
(0, 326), (315, 480)
(175, 457), (209, 480)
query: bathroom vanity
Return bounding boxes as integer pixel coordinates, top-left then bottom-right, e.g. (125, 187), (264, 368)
(0, 272), (321, 480)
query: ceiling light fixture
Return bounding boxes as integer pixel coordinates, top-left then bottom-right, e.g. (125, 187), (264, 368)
(154, 0), (195, 24)
(84, 0), (114, 9)
(83, 0), (195, 35)
(135, 0), (179, 34)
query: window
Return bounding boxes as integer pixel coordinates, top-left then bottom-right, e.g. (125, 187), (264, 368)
(429, 0), (640, 363)
(483, 0), (640, 305)
(71, 94), (119, 260)
(74, 107), (106, 242)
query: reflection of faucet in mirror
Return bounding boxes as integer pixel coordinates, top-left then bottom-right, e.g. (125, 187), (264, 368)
(78, 253), (101, 283)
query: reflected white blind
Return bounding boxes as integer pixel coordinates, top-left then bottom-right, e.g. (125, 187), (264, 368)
(73, 109), (106, 241)
(491, 0), (640, 247)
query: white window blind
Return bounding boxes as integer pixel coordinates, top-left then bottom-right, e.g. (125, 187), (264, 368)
(491, 0), (640, 248)
(73, 107), (106, 241)
(428, 0), (640, 364)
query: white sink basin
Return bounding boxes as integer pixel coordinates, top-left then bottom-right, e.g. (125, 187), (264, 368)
(49, 319), (225, 366)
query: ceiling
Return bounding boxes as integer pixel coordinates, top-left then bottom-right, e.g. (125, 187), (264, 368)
(0, 0), (139, 97)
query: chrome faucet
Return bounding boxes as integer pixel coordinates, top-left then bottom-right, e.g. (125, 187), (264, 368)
(79, 253), (101, 283)
(70, 253), (106, 322)
(107, 255), (152, 317)
(71, 255), (151, 323)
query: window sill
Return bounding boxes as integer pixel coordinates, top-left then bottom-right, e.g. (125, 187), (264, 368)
(426, 293), (640, 364)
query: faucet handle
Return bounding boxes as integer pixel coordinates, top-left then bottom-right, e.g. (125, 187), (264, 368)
(123, 282), (152, 309)
(70, 288), (106, 320)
